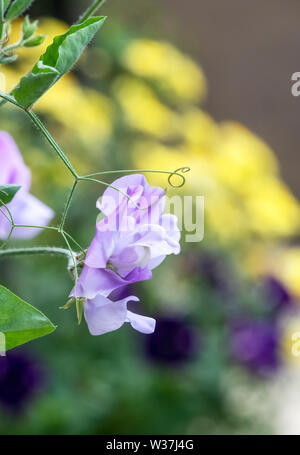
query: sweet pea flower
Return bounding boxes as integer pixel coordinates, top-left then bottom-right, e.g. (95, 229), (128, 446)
(73, 174), (181, 336)
(0, 132), (54, 239)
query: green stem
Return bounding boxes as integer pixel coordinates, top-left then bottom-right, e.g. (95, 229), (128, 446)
(0, 89), (22, 108)
(77, 0), (107, 24)
(0, 38), (22, 55)
(0, 247), (71, 259)
(63, 231), (85, 255)
(60, 180), (78, 230)
(27, 110), (79, 179)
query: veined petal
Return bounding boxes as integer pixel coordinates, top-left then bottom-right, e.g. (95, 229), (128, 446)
(85, 226), (117, 269)
(126, 310), (156, 334)
(97, 174), (165, 219)
(84, 295), (139, 336)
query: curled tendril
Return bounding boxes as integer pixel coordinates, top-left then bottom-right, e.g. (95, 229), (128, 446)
(168, 167), (191, 188)
(81, 167), (191, 192)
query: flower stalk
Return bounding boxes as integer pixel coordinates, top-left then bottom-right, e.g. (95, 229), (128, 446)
(77, 0), (107, 24)
(0, 247), (72, 259)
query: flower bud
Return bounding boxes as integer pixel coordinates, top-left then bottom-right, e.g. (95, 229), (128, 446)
(23, 34), (45, 48)
(22, 15), (38, 40)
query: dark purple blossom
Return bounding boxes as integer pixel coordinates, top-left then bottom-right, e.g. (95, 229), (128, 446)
(261, 276), (293, 313)
(143, 316), (198, 366)
(184, 251), (234, 297)
(0, 351), (43, 413)
(230, 319), (281, 376)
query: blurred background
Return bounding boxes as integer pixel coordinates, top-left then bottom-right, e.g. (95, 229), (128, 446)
(1, 0), (300, 434)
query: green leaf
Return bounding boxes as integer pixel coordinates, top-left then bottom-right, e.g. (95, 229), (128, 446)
(12, 16), (106, 109)
(0, 184), (20, 206)
(5, 0), (34, 21)
(0, 285), (56, 351)
(0, 0), (11, 19)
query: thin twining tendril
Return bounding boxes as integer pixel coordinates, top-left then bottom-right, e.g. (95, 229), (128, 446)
(82, 167), (191, 189)
(79, 176), (145, 210)
(168, 167), (191, 188)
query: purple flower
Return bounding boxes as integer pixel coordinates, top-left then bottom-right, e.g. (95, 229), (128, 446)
(143, 316), (198, 366)
(0, 351), (43, 413)
(0, 132), (54, 239)
(184, 251), (234, 297)
(229, 319), (280, 376)
(73, 175), (181, 336)
(261, 276), (293, 313)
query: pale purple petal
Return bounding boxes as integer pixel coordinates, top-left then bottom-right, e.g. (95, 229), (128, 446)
(97, 174), (149, 215)
(73, 264), (152, 299)
(85, 226), (116, 269)
(0, 132), (31, 191)
(0, 191), (54, 240)
(97, 174), (165, 220)
(126, 310), (156, 334)
(84, 295), (139, 335)
(161, 214), (181, 248)
(148, 255), (166, 270)
(125, 223), (180, 268)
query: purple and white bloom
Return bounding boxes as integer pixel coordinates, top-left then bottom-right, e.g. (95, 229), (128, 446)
(0, 132), (54, 239)
(84, 295), (156, 335)
(73, 174), (181, 336)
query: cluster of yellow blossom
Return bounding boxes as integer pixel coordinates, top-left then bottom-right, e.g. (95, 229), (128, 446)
(122, 39), (207, 104)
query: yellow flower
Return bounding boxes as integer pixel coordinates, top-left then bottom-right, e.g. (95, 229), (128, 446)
(272, 248), (300, 297)
(36, 74), (113, 147)
(246, 245), (300, 298)
(213, 122), (278, 193)
(122, 39), (206, 103)
(113, 76), (179, 139)
(11, 17), (69, 67)
(244, 177), (300, 238)
(210, 122), (300, 238)
(180, 108), (221, 153)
